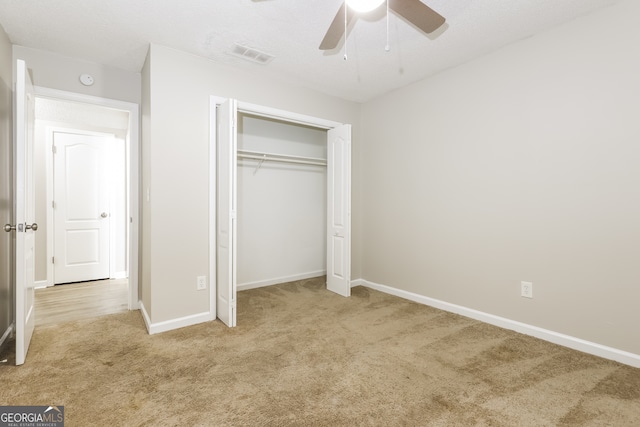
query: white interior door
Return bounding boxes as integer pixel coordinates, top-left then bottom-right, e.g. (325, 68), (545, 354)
(15, 59), (36, 365)
(53, 132), (111, 284)
(217, 99), (237, 327)
(326, 124), (351, 297)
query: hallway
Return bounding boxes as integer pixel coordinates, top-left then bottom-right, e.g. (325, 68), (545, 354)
(35, 279), (128, 326)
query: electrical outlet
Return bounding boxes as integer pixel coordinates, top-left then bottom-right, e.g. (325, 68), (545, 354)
(197, 276), (207, 291)
(521, 281), (533, 299)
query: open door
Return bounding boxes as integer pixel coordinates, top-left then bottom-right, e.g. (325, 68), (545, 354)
(326, 124), (351, 297)
(216, 99), (237, 327)
(15, 59), (36, 365)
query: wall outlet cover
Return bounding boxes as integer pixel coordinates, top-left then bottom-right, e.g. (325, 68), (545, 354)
(521, 281), (533, 299)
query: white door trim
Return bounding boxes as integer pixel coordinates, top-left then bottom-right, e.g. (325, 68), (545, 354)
(34, 86), (140, 310)
(236, 101), (342, 130)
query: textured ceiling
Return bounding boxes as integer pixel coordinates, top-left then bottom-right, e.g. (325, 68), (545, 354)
(0, 0), (621, 103)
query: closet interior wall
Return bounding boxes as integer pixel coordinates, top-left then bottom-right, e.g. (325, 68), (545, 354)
(236, 113), (327, 290)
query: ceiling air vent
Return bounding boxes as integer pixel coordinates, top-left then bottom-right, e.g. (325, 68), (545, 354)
(230, 43), (275, 65)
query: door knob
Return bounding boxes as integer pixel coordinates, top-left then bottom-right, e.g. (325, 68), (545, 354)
(101, 212), (108, 218)
(4, 223), (36, 232)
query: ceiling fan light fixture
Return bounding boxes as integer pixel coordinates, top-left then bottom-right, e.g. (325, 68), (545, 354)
(346, 0), (385, 13)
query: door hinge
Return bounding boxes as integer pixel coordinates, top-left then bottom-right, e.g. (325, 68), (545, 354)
(52, 145), (57, 154)
(52, 200), (56, 209)
(52, 256), (55, 264)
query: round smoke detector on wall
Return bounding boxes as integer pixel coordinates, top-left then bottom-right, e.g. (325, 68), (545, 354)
(79, 74), (94, 86)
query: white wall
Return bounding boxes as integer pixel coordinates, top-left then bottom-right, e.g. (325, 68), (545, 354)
(360, 0), (640, 355)
(143, 44), (361, 324)
(237, 114), (327, 288)
(13, 46), (141, 104)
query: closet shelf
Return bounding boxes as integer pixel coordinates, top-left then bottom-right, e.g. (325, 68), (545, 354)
(237, 149), (327, 167)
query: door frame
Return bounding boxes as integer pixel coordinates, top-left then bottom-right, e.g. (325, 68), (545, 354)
(209, 96), (349, 321)
(35, 86), (140, 310)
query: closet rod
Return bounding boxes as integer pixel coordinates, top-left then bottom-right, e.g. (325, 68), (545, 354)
(237, 149), (327, 167)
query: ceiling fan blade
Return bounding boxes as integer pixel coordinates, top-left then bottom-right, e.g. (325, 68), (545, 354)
(389, 0), (445, 34)
(319, 2), (358, 50)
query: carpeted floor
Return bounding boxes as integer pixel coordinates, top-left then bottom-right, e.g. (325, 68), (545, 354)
(1, 277), (639, 426)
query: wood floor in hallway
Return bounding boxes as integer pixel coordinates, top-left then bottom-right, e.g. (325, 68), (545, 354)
(35, 279), (129, 326)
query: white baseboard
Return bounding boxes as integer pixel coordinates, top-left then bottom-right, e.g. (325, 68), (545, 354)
(111, 271), (128, 280)
(238, 270), (326, 292)
(139, 301), (213, 335)
(0, 323), (13, 350)
(352, 278), (640, 368)
(35, 280), (50, 289)
(129, 298), (140, 311)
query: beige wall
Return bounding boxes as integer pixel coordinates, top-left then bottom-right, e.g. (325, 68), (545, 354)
(360, 0), (640, 355)
(143, 44), (362, 323)
(13, 46), (141, 104)
(0, 26), (10, 84)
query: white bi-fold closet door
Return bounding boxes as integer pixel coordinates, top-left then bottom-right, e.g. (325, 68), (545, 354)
(215, 98), (351, 327)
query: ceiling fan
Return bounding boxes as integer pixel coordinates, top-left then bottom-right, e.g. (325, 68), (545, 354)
(319, 0), (446, 50)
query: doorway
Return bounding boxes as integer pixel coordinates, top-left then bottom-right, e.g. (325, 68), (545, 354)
(33, 87), (140, 310)
(34, 278), (128, 326)
(51, 129), (120, 284)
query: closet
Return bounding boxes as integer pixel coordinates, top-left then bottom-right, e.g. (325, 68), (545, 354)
(214, 98), (351, 327)
(236, 113), (327, 290)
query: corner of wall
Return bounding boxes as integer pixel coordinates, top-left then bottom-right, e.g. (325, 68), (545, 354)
(140, 47), (152, 319)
